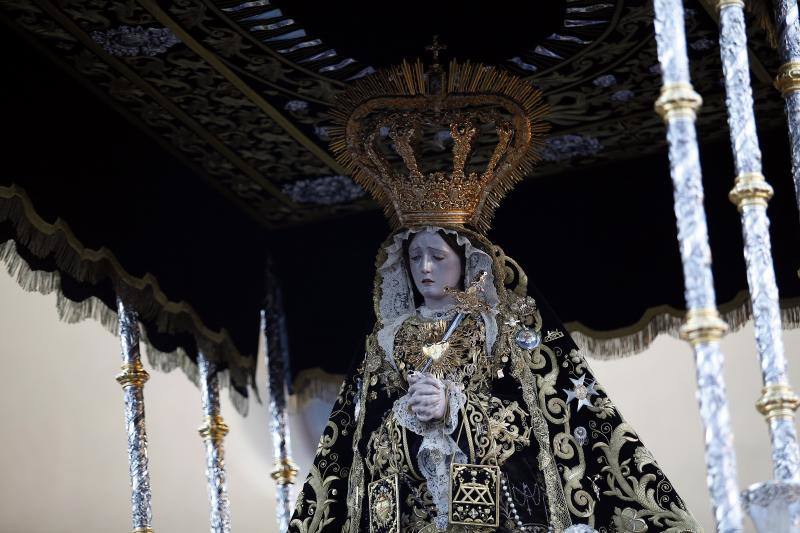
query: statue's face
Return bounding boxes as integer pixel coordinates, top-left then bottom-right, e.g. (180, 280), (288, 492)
(408, 231), (462, 307)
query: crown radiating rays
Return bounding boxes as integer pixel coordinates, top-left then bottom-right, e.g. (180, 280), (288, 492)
(329, 59), (549, 234)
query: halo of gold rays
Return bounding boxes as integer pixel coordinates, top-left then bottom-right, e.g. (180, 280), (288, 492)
(328, 59), (550, 234)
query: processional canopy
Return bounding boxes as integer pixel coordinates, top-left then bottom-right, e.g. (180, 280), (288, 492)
(329, 51), (550, 234)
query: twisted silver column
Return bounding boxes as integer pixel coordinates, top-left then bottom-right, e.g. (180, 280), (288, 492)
(773, 0), (800, 213)
(261, 270), (298, 532)
(717, 0), (800, 485)
(198, 353), (232, 533)
(652, 0), (744, 530)
(116, 297), (154, 533)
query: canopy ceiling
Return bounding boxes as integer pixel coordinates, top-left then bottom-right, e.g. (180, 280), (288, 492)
(2, 0), (799, 408)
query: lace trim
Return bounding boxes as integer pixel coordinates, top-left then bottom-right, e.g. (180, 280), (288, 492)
(391, 380), (467, 530)
(376, 227), (500, 360)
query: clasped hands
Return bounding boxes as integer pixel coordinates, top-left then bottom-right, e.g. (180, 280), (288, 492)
(407, 371), (447, 422)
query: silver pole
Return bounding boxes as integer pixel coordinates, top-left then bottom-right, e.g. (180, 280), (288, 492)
(198, 353), (232, 533)
(717, 0), (800, 484)
(261, 280), (298, 533)
(652, 0), (744, 529)
(773, 0), (800, 213)
(116, 297), (154, 533)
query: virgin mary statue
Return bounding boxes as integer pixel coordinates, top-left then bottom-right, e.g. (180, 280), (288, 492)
(288, 60), (700, 532)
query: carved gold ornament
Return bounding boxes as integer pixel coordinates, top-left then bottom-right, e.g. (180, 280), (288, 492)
(330, 59), (549, 234)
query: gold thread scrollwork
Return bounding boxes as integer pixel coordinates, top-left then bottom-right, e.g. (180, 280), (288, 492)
(449, 463), (500, 527)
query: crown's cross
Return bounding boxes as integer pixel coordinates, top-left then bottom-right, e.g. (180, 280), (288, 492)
(425, 35), (447, 65)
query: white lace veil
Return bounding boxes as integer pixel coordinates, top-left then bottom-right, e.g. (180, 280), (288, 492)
(375, 226), (500, 365)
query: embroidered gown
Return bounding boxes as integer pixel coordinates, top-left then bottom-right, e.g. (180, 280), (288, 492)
(288, 227), (700, 533)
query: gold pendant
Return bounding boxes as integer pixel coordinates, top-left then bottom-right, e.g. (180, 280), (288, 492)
(449, 463), (500, 527)
(421, 340), (450, 362)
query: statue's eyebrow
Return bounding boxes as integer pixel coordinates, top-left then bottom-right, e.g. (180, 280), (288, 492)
(427, 246), (449, 254)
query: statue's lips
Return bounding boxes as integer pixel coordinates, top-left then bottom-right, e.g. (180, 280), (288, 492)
(421, 279), (434, 285)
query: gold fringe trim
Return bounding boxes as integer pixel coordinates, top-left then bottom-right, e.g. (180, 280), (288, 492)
(0, 184), (257, 414)
(1, 239), (251, 415)
(566, 289), (800, 359)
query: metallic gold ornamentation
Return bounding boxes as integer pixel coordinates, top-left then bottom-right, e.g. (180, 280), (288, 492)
(198, 414), (230, 442)
(446, 270), (492, 314)
(368, 474), (400, 533)
(654, 83), (703, 121)
(329, 60), (549, 234)
(270, 457), (299, 486)
(116, 361), (150, 389)
(679, 308), (729, 345)
(775, 61), (800, 97)
(728, 172), (774, 210)
(716, 0), (744, 10)
(449, 463), (500, 527)
(421, 341), (450, 362)
(756, 384), (800, 421)
(132, 528), (155, 533)
(397, 314), (485, 383)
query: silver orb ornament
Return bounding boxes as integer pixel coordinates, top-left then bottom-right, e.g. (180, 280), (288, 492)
(515, 327), (541, 350)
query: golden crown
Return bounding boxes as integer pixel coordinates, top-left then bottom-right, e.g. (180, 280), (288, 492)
(329, 58), (549, 234)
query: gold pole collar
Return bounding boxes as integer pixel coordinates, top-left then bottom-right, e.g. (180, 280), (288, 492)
(716, 0), (744, 10)
(270, 458), (299, 486)
(116, 361), (150, 389)
(198, 415), (230, 442)
(679, 308), (729, 345)
(728, 172), (774, 211)
(756, 384), (800, 421)
(775, 61), (800, 97)
(655, 83), (703, 122)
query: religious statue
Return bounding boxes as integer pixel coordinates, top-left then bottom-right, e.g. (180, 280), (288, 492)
(288, 58), (700, 532)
